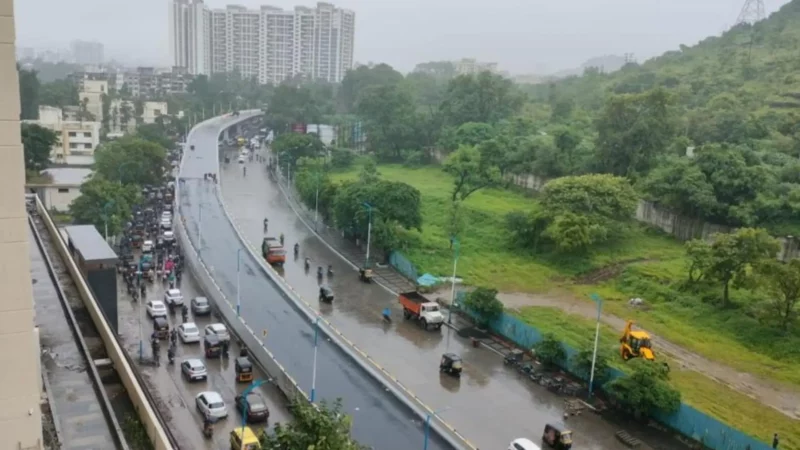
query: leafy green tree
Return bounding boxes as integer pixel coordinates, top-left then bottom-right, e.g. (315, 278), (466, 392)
(261, 398), (365, 450)
(453, 122), (495, 148)
(463, 287), (503, 328)
(94, 137), (169, 186)
(594, 87), (678, 177)
(18, 66), (40, 120)
(439, 72), (524, 126)
(69, 178), (141, 237)
(39, 79), (79, 110)
(135, 123), (173, 149)
(533, 333), (566, 368)
(756, 259), (800, 332)
(21, 123), (58, 173)
(505, 209), (550, 253)
(412, 61), (456, 80)
(604, 359), (680, 418)
(264, 83), (324, 136)
(272, 133), (325, 168)
(571, 345), (611, 382)
(339, 64), (404, 112)
(355, 84), (420, 160)
(442, 145), (501, 202)
(685, 228), (780, 307)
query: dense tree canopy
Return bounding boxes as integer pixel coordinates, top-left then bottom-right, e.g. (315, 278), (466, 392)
(261, 399), (365, 450)
(69, 178), (141, 237)
(94, 137), (170, 186)
(21, 123), (58, 173)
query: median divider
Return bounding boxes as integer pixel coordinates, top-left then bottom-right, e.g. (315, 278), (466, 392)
(197, 115), (477, 450)
(32, 195), (175, 450)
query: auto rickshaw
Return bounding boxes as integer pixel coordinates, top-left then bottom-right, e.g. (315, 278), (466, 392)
(153, 317), (169, 340)
(131, 234), (143, 248)
(319, 285), (334, 303)
(439, 353), (462, 377)
(235, 356), (254, 383)
(542, 423), (573, 450)
(204, 334), (222, 358)
(358, 267), (373, 283)
(229, 426), (261, 450)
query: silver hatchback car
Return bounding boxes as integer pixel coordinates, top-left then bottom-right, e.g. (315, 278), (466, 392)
(191, 296), (211, 315)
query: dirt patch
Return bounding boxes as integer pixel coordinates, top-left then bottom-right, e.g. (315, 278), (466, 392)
(574, 258), (651, 284)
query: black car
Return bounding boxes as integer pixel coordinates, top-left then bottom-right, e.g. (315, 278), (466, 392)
(235, 392), (269, 423)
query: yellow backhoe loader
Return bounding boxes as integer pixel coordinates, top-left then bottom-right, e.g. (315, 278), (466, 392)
(619, 320), (655, 361)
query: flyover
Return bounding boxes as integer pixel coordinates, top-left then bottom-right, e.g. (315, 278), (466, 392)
(178, 112), (456, 450)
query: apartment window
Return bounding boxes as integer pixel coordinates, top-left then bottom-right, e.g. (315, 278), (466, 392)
(83, 132), (92, 138)
(84, 143), (92, 149)
(68, 131), (77, 137)
(57, 188), (70, 193)
(69, 143), (78, 149)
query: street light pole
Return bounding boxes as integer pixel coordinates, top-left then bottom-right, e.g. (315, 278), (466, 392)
(310, 316), (320, 402)
(363, 203), (372, 268)
(197, 202), (203, 258)
(314, 174), (320, 231)
(423, 407), (451, 450)
(588, 293), (603, 398)
(236, 248), (243, 316)
(448, 237), (459, 324)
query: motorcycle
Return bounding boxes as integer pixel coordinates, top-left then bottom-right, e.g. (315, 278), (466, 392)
(317, 267), (324, 279)
(202, 417), (214, 439)
(181, 306), (189, 323)
(167, 346), (175, 365)
(304, 258), (311, 271)
(327, 265), (334, 276)
(294, 244), (299, 258)
(382, 307), (392, 323)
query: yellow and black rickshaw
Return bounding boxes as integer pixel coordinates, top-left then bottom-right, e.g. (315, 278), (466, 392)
(204, 334), (222, 358)
(358, 267), (373, 283)
(542, 423), (573, 450)
(439, 353), (463, 377)
(153, 317), (169, 340)
(235, 356), (253, 383)
(230, 426), (261, 450)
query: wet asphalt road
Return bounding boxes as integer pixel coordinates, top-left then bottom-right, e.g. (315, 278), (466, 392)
(220, 150), (637, 450)
(181, 118), (451, 450)
(116, 252), (291, 449)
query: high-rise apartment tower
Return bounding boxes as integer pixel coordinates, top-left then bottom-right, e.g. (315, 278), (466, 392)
(169, 0), (355, 83)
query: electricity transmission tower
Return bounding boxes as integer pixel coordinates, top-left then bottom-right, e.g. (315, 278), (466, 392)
(736, 0), (766, 25)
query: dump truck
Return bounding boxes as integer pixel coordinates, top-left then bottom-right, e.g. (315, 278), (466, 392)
(261, 237), (286, 266)
(399, 291), (444, 331)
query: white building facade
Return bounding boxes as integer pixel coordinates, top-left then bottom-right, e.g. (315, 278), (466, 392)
(27, 106), (101, 161)
(170, 0), (355, 83)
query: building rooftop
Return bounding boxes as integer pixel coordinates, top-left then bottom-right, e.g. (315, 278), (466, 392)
(41, 168), (92, 186)
(63, 225), (118, 263)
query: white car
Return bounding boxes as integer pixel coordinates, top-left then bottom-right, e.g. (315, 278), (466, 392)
(142, 240), (154, 253)
(146, 300), (167, 318)
(164, 288), (184, 306)
(161, 211), (172, 221)
(160, 219), (172, 230)
(178, 322), (201, 343)
(204, 323), (230, 342)
(162, 231), (175, 243)
(196, 391), (227, 419)
(181, 358), (207, 381)
(237, 154), (245, 164)
(509, 438), (541, 450)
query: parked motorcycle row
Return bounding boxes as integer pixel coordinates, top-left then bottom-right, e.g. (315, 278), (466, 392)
(503, 349), (582, 396)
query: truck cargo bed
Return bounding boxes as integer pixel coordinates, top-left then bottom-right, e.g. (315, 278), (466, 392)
(400, 291), (428, 303)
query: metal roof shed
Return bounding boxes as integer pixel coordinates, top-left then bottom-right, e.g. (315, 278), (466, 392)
(64, 225), (118, 269)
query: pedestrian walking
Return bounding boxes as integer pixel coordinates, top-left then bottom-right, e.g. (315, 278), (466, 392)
(773, 433), (779, 449)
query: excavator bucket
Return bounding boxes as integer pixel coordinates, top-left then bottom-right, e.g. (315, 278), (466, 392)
(639, 347), (655, 361)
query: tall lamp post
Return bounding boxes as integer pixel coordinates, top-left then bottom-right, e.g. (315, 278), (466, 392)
(362, 202), (373, 268)
(238, 378), (272, 450)
(197, 201), (203, 258)
(310, 316), (320, 402)
(423, 406), (451, 450)
(101, 201), (115, 242)
(314, 170), (322, 231)
(448, 237), (459, 324)
(236, 248), (243, 316)
(588, 293), (603, 398)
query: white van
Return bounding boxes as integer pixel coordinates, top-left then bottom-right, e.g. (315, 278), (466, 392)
(509, 438), (541, 450)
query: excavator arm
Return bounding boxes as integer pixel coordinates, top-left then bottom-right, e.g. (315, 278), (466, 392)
(620, 320), (634, 343)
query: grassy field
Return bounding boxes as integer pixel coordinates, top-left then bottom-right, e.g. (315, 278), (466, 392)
(516, 307), (800, 450)
(330, 163), (800, 442)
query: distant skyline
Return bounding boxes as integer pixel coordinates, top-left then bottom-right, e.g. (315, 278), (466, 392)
(13, 0), (793, 75)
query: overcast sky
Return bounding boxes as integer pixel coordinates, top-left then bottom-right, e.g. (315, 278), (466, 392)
(13, 0), (792, 74)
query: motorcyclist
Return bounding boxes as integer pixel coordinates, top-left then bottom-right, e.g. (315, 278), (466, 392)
(327, 265), (334, 276)
(181, 304), (189, 322)
(243, 166), (247, 177)
(294, 243), (299, 256)
(167, 344), (175, 364)
(170, 329), (178, 345)
(317, 266), (323, 278)
(263, 218), (268, 232)
(304, 258), (310, 270)
(382, 307), (392, 323)
(280, 233), (285, 245)
(202, 413), (214, 438)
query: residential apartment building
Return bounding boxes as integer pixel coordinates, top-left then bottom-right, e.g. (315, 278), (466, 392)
(170, 0), (355, 83)
(454, 58), (499, 75)
(70, 40), (104, 66)
(70, 66), (190, 99)
(0, 1), (45, 447)
(27, 106), (101, 160)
